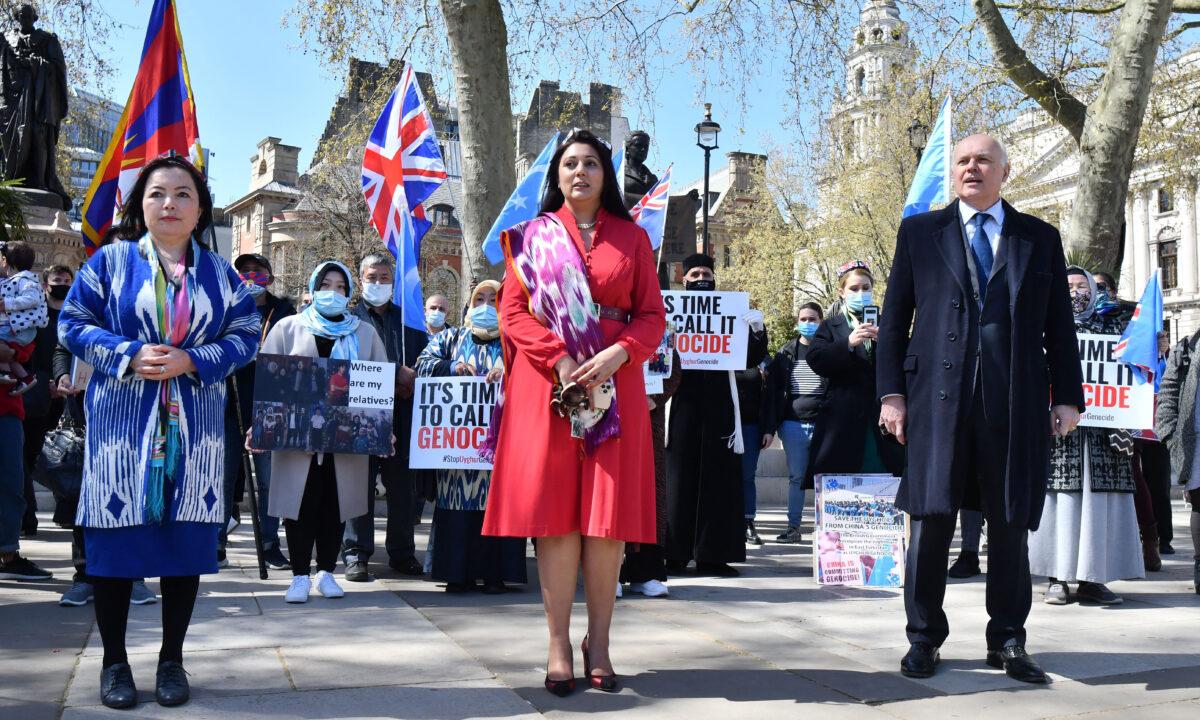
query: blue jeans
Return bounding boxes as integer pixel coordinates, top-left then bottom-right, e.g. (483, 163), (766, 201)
(778, 420), (815, 527)
(0, 416), (26, 553)
(221, 419), (280, 549)
(740, 422), (762, 520)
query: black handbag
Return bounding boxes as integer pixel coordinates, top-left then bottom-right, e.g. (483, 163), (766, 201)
(34, 414), (85, 497)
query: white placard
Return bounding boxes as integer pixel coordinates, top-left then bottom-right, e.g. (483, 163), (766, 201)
(661, 290), (749, 371)
(1076, 332), (1155, 430)
(409, 377), (496, 471)
(813, 474), (908, 588)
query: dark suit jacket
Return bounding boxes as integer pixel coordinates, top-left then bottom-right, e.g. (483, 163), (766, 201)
(876, 199), (1085, 529)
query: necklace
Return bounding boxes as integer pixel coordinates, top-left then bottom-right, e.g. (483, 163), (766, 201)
(576, 220), (597, 230)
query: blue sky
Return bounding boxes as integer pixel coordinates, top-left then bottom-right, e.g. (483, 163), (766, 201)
(92, 0), (796, 207)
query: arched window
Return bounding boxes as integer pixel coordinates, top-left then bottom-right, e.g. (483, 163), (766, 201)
(872, 28), (883, 42)
(854, 67), (865, 93)
(427, 266), (460, 316)
(429, 204), (459, 228)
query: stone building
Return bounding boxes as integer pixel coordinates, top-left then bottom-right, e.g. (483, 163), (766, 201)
(677, 151), (769, 274)
(515, 81), (629, 176)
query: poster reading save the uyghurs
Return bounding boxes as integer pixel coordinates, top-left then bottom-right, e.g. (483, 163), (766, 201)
(813, 474), (908, 588)
(251, 353), (395, 456)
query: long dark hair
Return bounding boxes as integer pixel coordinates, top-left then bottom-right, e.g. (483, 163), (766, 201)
(114, 156), (214, 241)
(539, 129), (633, 222)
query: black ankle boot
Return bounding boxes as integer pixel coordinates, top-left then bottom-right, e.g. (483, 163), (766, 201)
(155, 660), (190, 706)
(100, 662), (137, 709)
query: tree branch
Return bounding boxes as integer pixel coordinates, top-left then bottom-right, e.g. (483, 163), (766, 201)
(972, 0), (1089, 142)
(995, 1), (1200, 13)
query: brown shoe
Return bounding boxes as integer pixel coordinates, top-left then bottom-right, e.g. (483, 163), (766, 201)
(1141, 524), (1162, 572)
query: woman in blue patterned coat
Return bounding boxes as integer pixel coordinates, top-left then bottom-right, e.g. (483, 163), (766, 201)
(58, 157), (260, 710)
(416, 280), (527, 593)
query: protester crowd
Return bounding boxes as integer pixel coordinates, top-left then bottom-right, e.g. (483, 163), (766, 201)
(1, 132), (1197, 710)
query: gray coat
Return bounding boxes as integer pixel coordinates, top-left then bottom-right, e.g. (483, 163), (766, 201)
(1156, 331), (1199, 486)
(262, 315), (389, 522)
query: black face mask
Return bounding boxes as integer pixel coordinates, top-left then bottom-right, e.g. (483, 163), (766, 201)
(48, 285), (70, 300)
(684, 279), (715, 292)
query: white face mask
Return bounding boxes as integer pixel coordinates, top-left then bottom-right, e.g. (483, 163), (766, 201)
(361, 282), (393, 307)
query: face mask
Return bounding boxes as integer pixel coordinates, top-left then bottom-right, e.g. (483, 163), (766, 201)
(361, 282), (393, 307)
(426, 309), (446, 328)
(685, 279), (716, 292)
(48, 284), (70, 300)
(1095, 289), (1118, 312)
(239, 271), (270, 298)
(1070, 290), (1091, 315)
(312, 289), (349, 318)
(845, 290), (872, 313)
(469, 304), (498, 330)
(796, 320), (819, 338)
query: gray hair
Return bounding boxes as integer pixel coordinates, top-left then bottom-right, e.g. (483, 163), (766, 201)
(359, 253), (395, 274)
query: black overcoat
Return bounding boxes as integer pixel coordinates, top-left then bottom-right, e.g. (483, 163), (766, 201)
(875, 200), (1085, 529)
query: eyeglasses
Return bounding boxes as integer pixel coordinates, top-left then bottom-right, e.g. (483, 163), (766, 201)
(837, 260), (871, 278)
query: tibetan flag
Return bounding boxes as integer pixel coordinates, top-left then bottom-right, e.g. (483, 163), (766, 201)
(80, 0), (203, 255)
(902, 95), (951, 218)
(1114, 270), (1166, 390)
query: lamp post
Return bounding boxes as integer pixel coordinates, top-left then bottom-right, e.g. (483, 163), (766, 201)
(695, 103), (721, 257)
(907, 118), (929, 165)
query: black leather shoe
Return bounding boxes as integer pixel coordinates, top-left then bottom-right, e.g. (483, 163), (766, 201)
(947, 551), (981, 579)
(100, 662), (137, 709)
(986, 645), (1047, 684)
(389, 557), (424, 576)
(155, 660), (190, 706)
(344, 560), (370, 582)
(696, 562), (739, 577)
(900, 642), (939, 678)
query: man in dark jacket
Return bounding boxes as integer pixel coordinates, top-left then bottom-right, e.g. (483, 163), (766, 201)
(220, 253), (295, 569)
(340, 252), (428, 581)
(876, 134), (1085, 683)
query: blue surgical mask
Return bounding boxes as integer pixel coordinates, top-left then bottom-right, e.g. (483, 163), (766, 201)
(312, 289), (349, 318)
(796, 320), (819, 338)
(426, 309), (446, 328)
(469, 304), (498, 330)
(846, 290), (872, 314)
(361, 282), (393, 307)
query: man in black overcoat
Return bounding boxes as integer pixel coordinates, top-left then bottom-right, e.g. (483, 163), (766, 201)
(876, 134), (1085, 683)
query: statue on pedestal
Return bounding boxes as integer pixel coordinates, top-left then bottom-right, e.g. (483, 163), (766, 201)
(622, 130), (658, 209)
(0, 4), (70, 210)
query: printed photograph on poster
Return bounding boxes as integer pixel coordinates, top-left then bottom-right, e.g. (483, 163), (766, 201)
(1076, 332), (1155, 430)
(409, 377), (497, 471)
(661, 290), (749, 371)
(70, 357), (94, 389)
(251, 353), (395, 455)
(813, 474), (907, 588)
(644, 324), (675, 394)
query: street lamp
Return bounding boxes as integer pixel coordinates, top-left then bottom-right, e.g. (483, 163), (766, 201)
(907, 118), (929, 164)
(695, 103), (721, 257)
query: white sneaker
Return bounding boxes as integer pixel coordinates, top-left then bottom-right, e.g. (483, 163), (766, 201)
(615, 581), (623, 599)
(285, 575), (311, 603)
(315, 570), (344, 599)
(636, 579), (670, 597)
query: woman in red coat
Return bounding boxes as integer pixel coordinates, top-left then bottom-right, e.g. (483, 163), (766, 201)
(483, 129), (666, 696)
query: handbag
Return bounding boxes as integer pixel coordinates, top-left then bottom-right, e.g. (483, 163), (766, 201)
(34, 414), (85, 497)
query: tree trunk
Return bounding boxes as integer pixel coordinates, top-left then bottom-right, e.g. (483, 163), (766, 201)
(1068, 0), (1173, 271)
(439, 0), (515, 307)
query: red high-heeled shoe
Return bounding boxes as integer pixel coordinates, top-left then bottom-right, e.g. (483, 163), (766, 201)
(543, 674), (576, 697)
(581, 634), (620, 692)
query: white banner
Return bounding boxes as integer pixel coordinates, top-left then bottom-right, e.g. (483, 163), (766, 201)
(661, 290), (749, 371)
(409, 377), (496, 471)
(1076, 332), (1155, 430)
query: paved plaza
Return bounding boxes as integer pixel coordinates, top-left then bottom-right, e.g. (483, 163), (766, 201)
(2, 496), (1198, 719)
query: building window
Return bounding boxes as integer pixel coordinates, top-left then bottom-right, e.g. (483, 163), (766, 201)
(1159, 239), (1178, 289)
(1158, 187), (1174, 213)
(429, 203), (458, 228)
(854, 67), (865, 93)
(723, 244), (731, 269)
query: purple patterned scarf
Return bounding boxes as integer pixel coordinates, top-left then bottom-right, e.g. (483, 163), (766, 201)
(483, 213), (620, 459)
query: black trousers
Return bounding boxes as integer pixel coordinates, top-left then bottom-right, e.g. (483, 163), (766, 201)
(285, 455), (343, 575)
(904, 386), (1032, 651)
(1139, 440), (1174, 545)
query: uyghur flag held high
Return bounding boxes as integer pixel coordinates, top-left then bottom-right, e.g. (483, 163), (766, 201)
(902, 95), (951, 219)
(1114, 270), (1166, 390)
(80, 0), (202, 255)
(481, 132), (560, 265)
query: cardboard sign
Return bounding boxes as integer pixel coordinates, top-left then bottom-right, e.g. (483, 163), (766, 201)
(251, 353), (395, 455)
(644, 325), (675, 395)
(409, 377), (497, 471)
(813, 474), (908, 588)
(1076, 332), (1155, 430)
(661, 290), (749, 371)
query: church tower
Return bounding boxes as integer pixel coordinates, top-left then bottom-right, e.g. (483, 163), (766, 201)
(832, 1), (915, 159)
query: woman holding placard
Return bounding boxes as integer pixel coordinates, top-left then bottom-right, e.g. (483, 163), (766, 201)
(253, 260), (388, 604)
(416, 279), (526, 594)
(1028, 266), (1142, 606)
(482, 129), (666, 696)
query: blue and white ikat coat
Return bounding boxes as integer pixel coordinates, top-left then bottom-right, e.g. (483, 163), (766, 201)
(58, 240), (260, 528)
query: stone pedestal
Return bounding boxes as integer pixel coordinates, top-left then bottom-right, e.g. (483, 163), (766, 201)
(10, 188), (84, 270)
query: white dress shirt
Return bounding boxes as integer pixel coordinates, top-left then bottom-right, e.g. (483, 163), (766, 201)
(958, 198), (1005, 256)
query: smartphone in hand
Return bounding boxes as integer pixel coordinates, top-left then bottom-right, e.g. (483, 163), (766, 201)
(862, 304), (880, 326)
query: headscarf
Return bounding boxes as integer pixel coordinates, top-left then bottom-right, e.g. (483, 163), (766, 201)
(297, 260), (361, 360)
(465, 279), (502, 342)
(1066, 265), (1098, 324)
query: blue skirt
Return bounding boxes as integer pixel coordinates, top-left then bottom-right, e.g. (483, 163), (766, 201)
(84, 522), (221, 579)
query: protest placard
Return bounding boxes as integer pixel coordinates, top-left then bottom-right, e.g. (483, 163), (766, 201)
(409, 377), (497, 471)
(70, 357), (94, 389)
(661, 290), (749, 370)
(1076, 332), (1155, 430)
(644, 325), (675, 394)
(813, 474), (907, 588)
(251, 353), (395, 455)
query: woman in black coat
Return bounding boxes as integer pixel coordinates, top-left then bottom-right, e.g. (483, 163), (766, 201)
(805, 262), (904, 485)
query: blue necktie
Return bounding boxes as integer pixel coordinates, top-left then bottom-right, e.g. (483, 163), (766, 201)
(970, 213), (994, 301)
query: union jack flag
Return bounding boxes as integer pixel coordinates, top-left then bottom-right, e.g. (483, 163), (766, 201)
(629, 164), (672, 251)
(362, 64), (447, 332)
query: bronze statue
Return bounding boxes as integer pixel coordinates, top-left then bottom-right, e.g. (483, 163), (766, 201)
(622, 130), (658, 208)
(0, 4), (70, 210)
